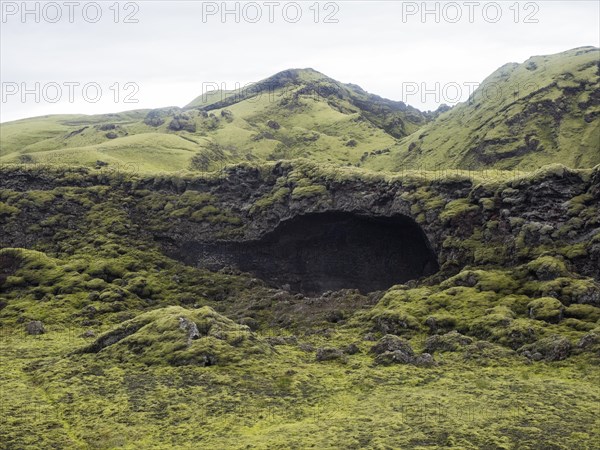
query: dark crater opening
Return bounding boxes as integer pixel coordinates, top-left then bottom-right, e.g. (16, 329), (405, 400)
(189, 212), (439, 295)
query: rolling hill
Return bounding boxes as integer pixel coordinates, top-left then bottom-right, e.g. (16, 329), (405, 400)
(0, 69), (426, 172)
(1, 48), (598, 173)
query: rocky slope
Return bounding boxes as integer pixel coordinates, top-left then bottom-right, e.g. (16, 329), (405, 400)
(1, 161), (599, 448)
(2, 160), (598, 308)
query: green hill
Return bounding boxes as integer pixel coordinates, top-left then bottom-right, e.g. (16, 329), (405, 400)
(0, 69), (426, 173)
(1, 48), (598, 174)
(365, 46), (600, 171)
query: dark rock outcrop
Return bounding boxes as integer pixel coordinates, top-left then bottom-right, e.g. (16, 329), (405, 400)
(1, 162), (598, 293)
(25, 321), (45, 335)
(370, 334), (434, 366)
(519, 335), (572, 361)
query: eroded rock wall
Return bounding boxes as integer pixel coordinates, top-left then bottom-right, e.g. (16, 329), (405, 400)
(1, 162), (598, 287)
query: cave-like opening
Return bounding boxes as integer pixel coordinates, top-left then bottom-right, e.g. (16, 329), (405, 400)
(191, 212), (439, 295)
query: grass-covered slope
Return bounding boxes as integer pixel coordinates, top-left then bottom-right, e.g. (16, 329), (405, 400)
(2, 49), (598, 173)
(368, 47), (600, 171)
(0, 69), (426, 172)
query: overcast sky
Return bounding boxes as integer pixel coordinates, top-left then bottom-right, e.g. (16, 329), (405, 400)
(1, 1), (598, 122)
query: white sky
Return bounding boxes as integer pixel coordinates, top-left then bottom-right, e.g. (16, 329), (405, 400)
(1, 1), (599, 122)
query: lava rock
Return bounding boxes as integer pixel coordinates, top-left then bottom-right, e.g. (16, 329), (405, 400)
(316, 347), (346, 362)
(343, 343), (360, 355)
(374, 349), (415, 365)
(413, 353), (435, 366)
(25, 320), (45, 335)
(577, 331), (599, 351)
(363, 333), (377, 342)
(371, 335), (435, 366)
(370, 334), (414, 356)
(298, 343), (315, 352)
(519, 335), (572, 361)
(178, 317), (200, 346)
(425, 331), (474, 353)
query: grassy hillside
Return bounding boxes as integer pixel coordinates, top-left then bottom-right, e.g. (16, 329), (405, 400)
(366, 47), (600, 171)
(2, 50), (598, 173)
(0, 69), (426, 173)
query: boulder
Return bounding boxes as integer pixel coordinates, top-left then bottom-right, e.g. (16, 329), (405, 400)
(519, 335), (572, 361)
(25, 320), (45, 335)
(370, 334), (414, 356)
(316, 347), (346, 362)
(425, 331), (474, 353)
(343, 343), (360, 355)
(370, 335), (434, 366)
(178, 317), (200, 346)
(527, 297), (564, 323)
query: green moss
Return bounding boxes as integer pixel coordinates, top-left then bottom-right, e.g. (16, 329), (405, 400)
(0, 201), (20, 217)
(423, 313), (458, 333)
(191, 205), (220, 220)
(410, 203), (422, 215)
(370, 309), (421, 335)
(444, 269), (519, 294)
(567, 193), (593, 215)
(422, 192), (446, 210)
(21, 190), (56, 206)
(559, 243), (588, 259)
(473, 245), (508, 265)
(3, 275), (26, 287)
(565, 304), (600, 322)
(251, 187), (291, 212)
(1, 156), (600, 448)
(518, 334), (572, 361)
(439, 198), (478, 222)
(497, 318), (544, 349)
(526, 256), (569, 280)
(527, 297), (564, 323)
(425, 331), (474, 353)
(169, 207), (192, 218)
(479, 197), (496, 211)
(86, 260), (129, 281)
(79, 306), (268, 366)
(562, 318), (597, 332)
(291, 185), (328, 199)
(469, 306), (515, 338)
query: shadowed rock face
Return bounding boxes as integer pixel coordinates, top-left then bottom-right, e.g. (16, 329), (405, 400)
(186, 212), (439, 295)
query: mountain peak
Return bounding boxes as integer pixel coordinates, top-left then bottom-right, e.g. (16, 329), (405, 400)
(185, 68), (332, 109)
(270, 67), (329, 80)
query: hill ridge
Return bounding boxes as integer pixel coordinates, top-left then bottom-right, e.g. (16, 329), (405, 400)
(1, 46), (598, 172)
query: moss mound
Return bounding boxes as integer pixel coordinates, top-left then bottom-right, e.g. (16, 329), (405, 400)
(78, 306), (269, 366)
